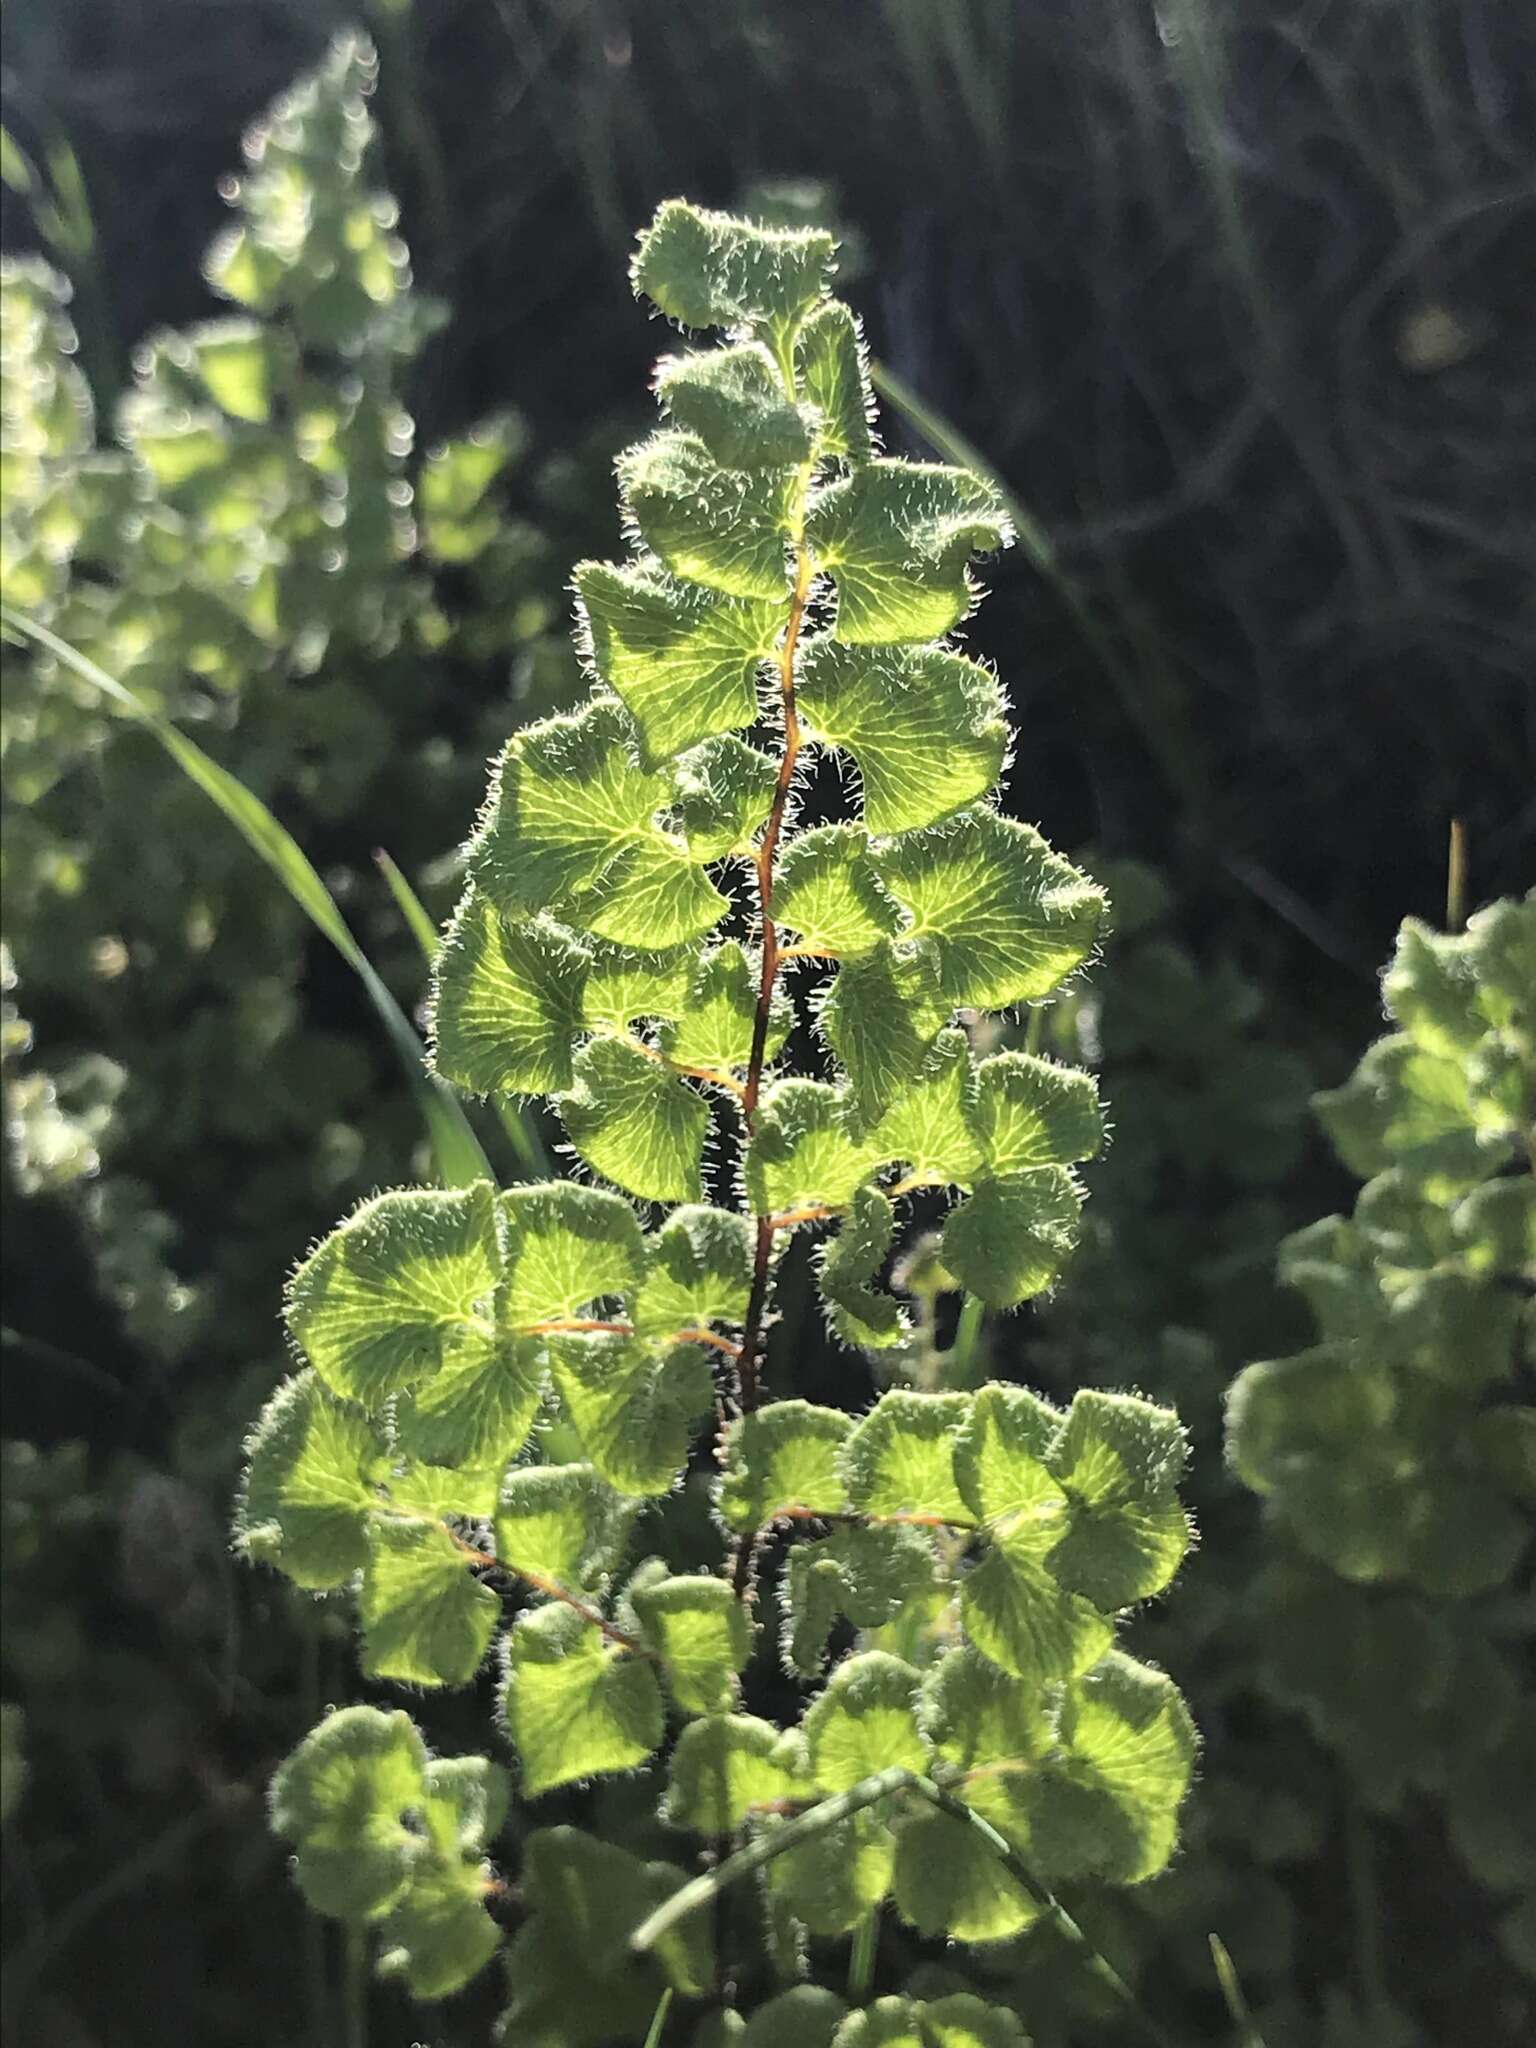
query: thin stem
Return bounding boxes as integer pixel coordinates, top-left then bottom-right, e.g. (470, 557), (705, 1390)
(767, 1203), (837, 1232)
(771, 1504), (975, 1533)
(672, 1062), (748, 1099)
(627, 1767), (1177, 2048)
(848, 1908), (878, 2003)
(630, 1766), (914, 1951)
(302, 1619), (328, 2048)
(442, 1527), (652, 1655)
(732, 1496), (977, 1601)
(523, 1317), (741, 1359)
(735, 458), (817, 1417)
(622, 1032), (748, 1099)
(674, 1328), (744, 1360)
(1445, 816), (1468, 933)
(342, 1923), (368, 2048)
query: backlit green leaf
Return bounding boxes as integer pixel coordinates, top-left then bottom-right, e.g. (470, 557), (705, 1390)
(773, 824), (900, 957)
(374, 1751), (507, 1994)
(383, 1459), (503, 1523)
(953, 1384), (1063, 1529)
(796, 299), (873, 462)
(429, 892), (588, 1098)
(919, 1642), (1051, 1781)
(503, 1602), (664, 1797)
(876, 810), (1105, 1010)
(269, 1704), (428, 1921)
(738, 1987), (850, 2048)
(1314, 1034), (1492, 1194)
(620, 432), (795, 601)
(819, 1184), (907, 1348)
(972, 1052), (1105, 1174)
(559, 1035), (710, 1203)
(663, 1713), (803, 1830)
(633, 1574), (751, 1715)
(744, 1081), (876, 1215)
(576, 559), (783, 762)
(807, 460), (1010, 644)
(941, 1170), (1084, 1307)
(634, 1204), (754, 1337)
(552, 1335), (714, 1496)
(820, 940), (949, 1122)
(830, 1993), (1026, 2048)
(783, 1523), (941, 1678)
(285, 1183), (502, 1407)
(798, 641), (1006, 834)
(862, 1030), (983, 1187)
(392, 1332), (544, 1470)
(892, 1808), (1037, 1942)
(471, 696), (728, 947)
(377, 1863), (501, 1999)
(1044, 1389), (1191, 1608)
(764, 1808), (894, 1935)
(715, 1400), (852, 1533)
(1383, 918), (1489, 1059)
(656, 342), (813, 469)
(661, 941), (790, 1072)
(838, 1389), (973, 1523)
(501, 1181), (646, 1328)
(237, 1370), (385, 1588)
(803, 1650), (928, 1792)
(191, 318), (275, 423)
(417, 414), (520, 562)
(504, 1824), (712, 2044)
(959, 1544), (1112, 1690)
(675, 733), (779, 860)
(633, 199), (834, 344)
(495, 1463), (633, 1590)
(1022, 1650), (1197, 1884)
(359, 1516), (499, 1687)
(583, 944), (694, 1033)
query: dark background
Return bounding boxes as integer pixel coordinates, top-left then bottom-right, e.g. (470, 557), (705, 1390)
(2, 2), (1533, 2044)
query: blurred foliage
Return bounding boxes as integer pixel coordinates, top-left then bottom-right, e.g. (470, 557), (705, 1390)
(0, 34), (596, 2047)
(1, 4), (1532, 2046)
(1228, 900), (1535, 2042)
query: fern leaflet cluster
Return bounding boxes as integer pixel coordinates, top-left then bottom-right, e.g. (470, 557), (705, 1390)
(237, 200), (1199, 2031)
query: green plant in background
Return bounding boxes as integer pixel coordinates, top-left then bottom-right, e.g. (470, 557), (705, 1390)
(1228, 897), (1535, 2044)
(0, 38), (586, 2038)
(927, 865), (1328, 2044)
(1014, 860), (1314, 1419)
(1, 32), (570, 1379)
(239, 199), (1201, 2042)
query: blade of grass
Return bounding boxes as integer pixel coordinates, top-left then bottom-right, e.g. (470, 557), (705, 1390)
(641, 1987), (673, 2048)
(871, 365), (1372, 980)
(947, 1292), (987, 1386)
(1209, 1934), (1267, 2048)
(2, 607), (489, 1189)
(847, 1907), (878, 2003)
(871, 359), (1208, 819)
(373, 846), (442, 961)
(374, 847), (550, 1177)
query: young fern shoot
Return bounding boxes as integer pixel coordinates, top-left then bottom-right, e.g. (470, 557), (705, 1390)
(237, 202), (1200, 2037)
